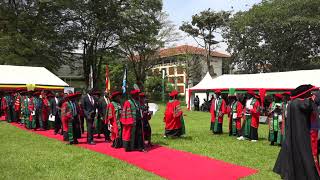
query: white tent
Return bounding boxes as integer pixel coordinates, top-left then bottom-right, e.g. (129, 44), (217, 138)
(0, 65), (69, 90)
(189, 72), (213, 91)
(187, 69), (320, 109)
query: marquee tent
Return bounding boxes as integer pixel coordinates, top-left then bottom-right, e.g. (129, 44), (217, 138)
(187, 69), (320, 109)
(0, 65), (69, 91)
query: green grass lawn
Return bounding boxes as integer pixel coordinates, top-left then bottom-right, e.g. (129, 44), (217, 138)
(0, 105), (281, 179)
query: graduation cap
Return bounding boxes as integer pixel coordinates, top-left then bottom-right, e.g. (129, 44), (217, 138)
(169, 90), (178, 97)
(110, 91), (122, 99)
(291, 84), (316, 100)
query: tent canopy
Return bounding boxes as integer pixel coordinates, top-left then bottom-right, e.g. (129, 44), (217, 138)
(190, 69), (320, 92)
(190, 72), (213, 91)
(0, 65), (69, 90)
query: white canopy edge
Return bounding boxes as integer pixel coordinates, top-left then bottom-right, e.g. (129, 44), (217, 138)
(0, 65), (69, 87)
(190, 69), (320, 91)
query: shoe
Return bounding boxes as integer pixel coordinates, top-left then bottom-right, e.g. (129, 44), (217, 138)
(88, 141), (96, 145)
(54, 132), (57, 135)
(69, 142), (74, 145)
(251, 140), (257, 142)
(237, 136), (244, 140)
(105, 139), (111, 143)
(163, 135), (167, 138)
(74, 140), (79, 144)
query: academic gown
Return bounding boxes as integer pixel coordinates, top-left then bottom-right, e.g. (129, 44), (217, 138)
(228, 101), (243, 136)
(164, 100), (185, 137)
(106, 101), (122, 148)
(268, 101), (283, 145)
(210, 98), (226, 134)
(120, 99), (144, 151)
(140, 101), (152, 143)
(273, 98), (320, 180)
(242, 98), (260, 140)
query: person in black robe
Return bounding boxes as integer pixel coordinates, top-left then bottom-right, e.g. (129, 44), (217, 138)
(273, 84), (320, 180)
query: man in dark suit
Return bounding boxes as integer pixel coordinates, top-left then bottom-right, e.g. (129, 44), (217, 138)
(81, 89), (97, 145)
(50, 92), (62, 135)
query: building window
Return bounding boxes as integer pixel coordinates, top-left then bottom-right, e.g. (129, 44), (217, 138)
(169, 67), (174, 75)
(177, 76), (184, 83)
(178, 86), (184, 93)
(177, 66), (184, 74)
(168, 77), (175, 83)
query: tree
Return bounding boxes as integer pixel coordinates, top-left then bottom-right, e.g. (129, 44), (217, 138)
(0, 0), (76, 72)
(180, 9), (230, 76)
(118, 1), (179, 89)
(224, 0), (320, 73)
(67, 0), (123, 89)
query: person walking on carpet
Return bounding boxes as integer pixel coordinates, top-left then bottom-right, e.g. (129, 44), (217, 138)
(164, 90), (185, 138)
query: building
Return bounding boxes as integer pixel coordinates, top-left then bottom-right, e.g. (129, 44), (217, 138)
(151, 45), (230, 95)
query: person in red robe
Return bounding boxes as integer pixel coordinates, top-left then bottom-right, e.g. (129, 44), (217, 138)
(164, 90), (185, 138)
(238, 90), (261, 142)
(274, 85), (320, 179)
(1, 92), (8, 121)
(13, 91), (22, 123)
(61, 92), (81, 144)
(120, 89), (145, 152)
(105, 91), (122, 148)
(210, 90), (226, 134)
(227, 90), (243, 137)
(41, 91), (50, 130)
(28, 92), (36, 129)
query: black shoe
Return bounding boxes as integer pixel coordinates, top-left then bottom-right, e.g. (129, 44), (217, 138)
(54, 132), (57, 135)
(74, 140), (79, 144)
(88, 141), (96, 145)
(69, 142), (74, 145)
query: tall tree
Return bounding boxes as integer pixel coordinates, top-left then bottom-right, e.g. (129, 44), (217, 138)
(224, 0), (320, 73)
(180, 9), (230, 76)
(0, 0), (76, 71)
(67, 0), (123, 89)
(118, 1), (179, 89)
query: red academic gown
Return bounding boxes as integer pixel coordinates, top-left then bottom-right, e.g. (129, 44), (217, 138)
(61, 101), (72, 133)
(106, 103), (119, 141)
(164, 100), (183, 130)
(120, 100), (134, 142)
(210, 98), (226, 124)
(42, 98), (50, 123)
(250, 100), (261, 128)
(1, 97), (8, 119)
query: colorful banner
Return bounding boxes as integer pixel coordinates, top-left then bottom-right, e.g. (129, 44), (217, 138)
(105, 65), (110, 92)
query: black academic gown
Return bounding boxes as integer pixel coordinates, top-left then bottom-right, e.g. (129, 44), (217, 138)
(273, 98), (320, 180)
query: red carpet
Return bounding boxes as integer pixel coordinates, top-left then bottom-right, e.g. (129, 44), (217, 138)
(6, 121), (257, 180)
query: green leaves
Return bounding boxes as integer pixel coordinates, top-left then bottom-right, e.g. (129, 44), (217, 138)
(180, 9), (230, 76)
(224, 0), (320, 73)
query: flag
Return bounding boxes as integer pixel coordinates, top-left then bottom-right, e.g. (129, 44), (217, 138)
(89, 65), (93, 89)
(105, 65), (110, 92)
(122, 66), (127, 94)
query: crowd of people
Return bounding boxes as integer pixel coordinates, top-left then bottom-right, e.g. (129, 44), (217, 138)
(0, 88), (186, 153)
(1, 84), (320, 178)
(203, 85), (320, 179)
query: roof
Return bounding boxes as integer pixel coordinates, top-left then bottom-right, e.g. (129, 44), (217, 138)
(190, 69), (320, 91)
(190, 72), (213, 90)
(159, 45), (230, 58)
(0, 65), (69, 87)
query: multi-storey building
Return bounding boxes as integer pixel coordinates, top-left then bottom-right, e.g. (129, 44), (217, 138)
(152, 45), (230, 95)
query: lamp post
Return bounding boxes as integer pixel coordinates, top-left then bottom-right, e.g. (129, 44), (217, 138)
(162, 69), (165, 102)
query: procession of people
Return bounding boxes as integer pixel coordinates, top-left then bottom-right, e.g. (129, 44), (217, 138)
(1, 84), (320, 178)
(0, 87), (155, 152)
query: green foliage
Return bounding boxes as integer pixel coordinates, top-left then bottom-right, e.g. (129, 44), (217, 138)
(118, 0), (165, 86)
(145, 75), (162, 101)
(180, 9), (230, 76)
(224, 0), (320, 73)
(0, 0), (76, 71)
